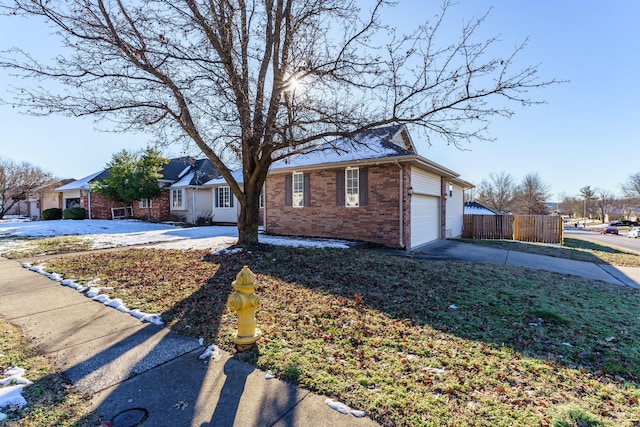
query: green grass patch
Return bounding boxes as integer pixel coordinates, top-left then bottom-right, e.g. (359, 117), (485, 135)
(36, 246), (640, 426)
(0, 236), (92, 259)
(549, 403), (606, 426)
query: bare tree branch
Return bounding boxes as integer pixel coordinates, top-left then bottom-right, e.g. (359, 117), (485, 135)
(0, 0), (561, 244)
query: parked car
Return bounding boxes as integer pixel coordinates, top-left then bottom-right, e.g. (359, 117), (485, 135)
(628, 227), (640, 238)
(609, 220), (639, 227)
(600, 225), (619, 235)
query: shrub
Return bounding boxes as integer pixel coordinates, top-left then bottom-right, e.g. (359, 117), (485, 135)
(42, 208), (62, 220)
(63, 207), (86, 220)
(195, 211), (214, 226)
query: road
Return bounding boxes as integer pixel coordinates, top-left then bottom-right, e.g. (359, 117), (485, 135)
(564, 227), (640, 254)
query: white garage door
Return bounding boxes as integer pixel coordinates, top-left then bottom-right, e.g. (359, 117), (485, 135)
(411, 195), (440, 248)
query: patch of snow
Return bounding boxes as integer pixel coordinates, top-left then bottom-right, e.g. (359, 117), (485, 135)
(325, 398), (351, 414)
(199, 344), (222, 361)
(0, 366), (32, 421)
(325, 398), (366, 417)
(85, 287), (101, 298)
(424, 367), (445, 375)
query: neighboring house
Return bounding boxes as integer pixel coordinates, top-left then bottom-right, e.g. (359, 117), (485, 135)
(263, 125), (473, 250)
(4, 178), (74, 218)
(464, 201), (497, 215)
(54, 157), (218, 222)
(27, 179), (75, 218)
(166, 158), (218, 223)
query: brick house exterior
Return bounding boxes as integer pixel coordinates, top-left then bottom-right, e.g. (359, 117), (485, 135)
(55, 157), (217, 222)
(266, 163), (409, 247)
(263, 125), (472, 250)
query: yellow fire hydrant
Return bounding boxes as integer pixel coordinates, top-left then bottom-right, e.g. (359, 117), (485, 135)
(226, 265), (261, 349)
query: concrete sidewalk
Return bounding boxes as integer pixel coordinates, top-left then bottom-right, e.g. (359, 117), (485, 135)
(413, 240), (640, 290)
(0, 256), (379, 427)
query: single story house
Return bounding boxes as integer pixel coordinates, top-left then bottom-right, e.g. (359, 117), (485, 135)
(54, 157), (219, 222)
(262, 125), (473, 250)
(3, 179), (74, 218)
(164, 158), (218, 224)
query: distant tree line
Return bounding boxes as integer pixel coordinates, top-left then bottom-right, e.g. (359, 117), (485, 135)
(466, 172), (550, 215)
(467, 171), (640, 220)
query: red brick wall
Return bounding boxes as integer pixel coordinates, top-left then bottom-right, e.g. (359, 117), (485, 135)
(80, 190), (171, 221)
(81, 192), (120, 219)
(132, 189), (171, 222)
(265, 164), (407, 248)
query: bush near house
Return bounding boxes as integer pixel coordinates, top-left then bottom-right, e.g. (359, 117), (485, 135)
(42, 208), (62, 220)
(62, 207), (86, 220)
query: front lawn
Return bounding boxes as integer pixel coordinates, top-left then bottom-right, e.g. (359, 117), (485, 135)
(36, 246), (640, 427)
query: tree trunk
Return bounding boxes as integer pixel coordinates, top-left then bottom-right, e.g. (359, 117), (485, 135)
(237, 190), (261, 247)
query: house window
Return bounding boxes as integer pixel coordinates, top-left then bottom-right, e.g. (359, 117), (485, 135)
(215, 186), (234, 208)
(292, 172), (304, 208)
(171, 189), (184, 209)
(259, 190), (264, 208)
(65, 198), (80, 209)
(346, 168), (359, 207)
(140, 199), (152, 209)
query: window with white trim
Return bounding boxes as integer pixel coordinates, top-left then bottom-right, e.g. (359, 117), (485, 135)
(346, 168), (359, 207)
(292, 172), (304, 207)
(171, 189), (184, 209)
(217, 186), (233, 208)
(139, 199), (152, 209)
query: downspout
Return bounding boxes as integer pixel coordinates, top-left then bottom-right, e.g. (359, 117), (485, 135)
(192, 188), (196, 224)
(262, 183), (267, 232)
(87, 189), (92, 220)
(395, 161), (404, 249)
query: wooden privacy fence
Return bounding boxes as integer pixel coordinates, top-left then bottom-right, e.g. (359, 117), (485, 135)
(463, 214), (563, 244)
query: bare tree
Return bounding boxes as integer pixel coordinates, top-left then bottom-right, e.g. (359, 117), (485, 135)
(558, 194), (583, 219)
(622, 173), (640, 202)
(0, 157), (53, 219)
(511, 172), (549, 215)
(594, 188), (614, 223)
(463, 187), (478, 204)
(0, 0), (559, 246)
(476, 172), (517, 213)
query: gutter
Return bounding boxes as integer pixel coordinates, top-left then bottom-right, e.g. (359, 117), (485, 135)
(395, 161), (404, 249)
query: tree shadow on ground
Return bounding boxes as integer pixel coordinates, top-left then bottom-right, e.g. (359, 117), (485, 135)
(200, 245), (640, 383)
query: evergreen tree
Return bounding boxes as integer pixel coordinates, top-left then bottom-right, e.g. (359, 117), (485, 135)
(92, 149), (168, 220)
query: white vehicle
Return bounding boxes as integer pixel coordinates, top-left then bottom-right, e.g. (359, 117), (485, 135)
(627, 227), (640, 238)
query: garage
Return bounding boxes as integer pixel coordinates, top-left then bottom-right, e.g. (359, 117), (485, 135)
(410, 194), (440, 248)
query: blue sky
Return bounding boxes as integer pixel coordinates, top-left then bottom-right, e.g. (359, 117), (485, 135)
(1, 1), (638, 200)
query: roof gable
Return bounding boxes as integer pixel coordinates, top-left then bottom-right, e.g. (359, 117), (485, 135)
(169, 158), (219, 187)
(54, 170), (106, 191)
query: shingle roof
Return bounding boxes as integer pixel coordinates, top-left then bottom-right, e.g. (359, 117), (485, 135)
(169, 158), (219, 187)
(270, 124), (415, 171)
(464, 202), (497, 215)
(56, 157), (219, 191)
(54, 170), (106, 191)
